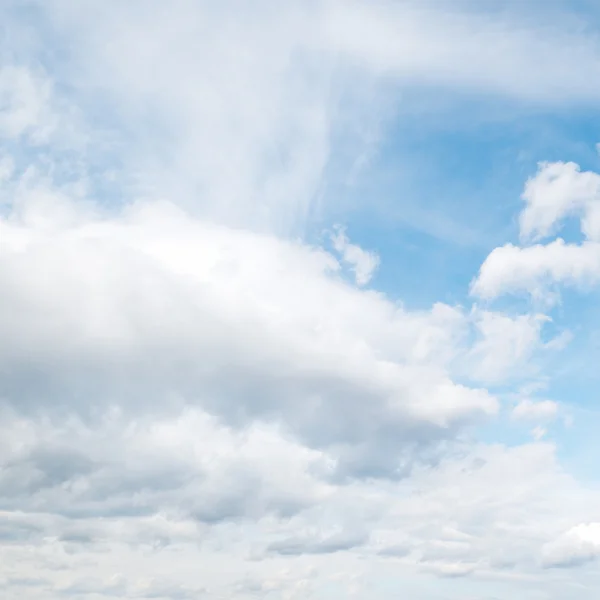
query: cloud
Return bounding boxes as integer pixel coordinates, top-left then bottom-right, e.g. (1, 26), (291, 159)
(1, 414), (599, 596)
(0, 164), (590, 596)
(2, 174), (591, 596)
(9, 0), (600, 235)
(234, 567), (318, 599)
(331, 225), (379, 286)
(473, 239), (600, 301)
(58, 574), (206, 599)
(26, 0), (339, 234)
(462, 310), (550, 384)
(324, 1), (600, 104)
(0, 66), (54, 141)
(0, 406), (328, 524)
(472, 162), (600, 302)
(542, 523), (600, 568)
(519, 162), (600, 243)
(267, 529), (368, 556)
(512, 399), (559, 422)
(421, 561), (478, 578)
(0, 193), (499, 482)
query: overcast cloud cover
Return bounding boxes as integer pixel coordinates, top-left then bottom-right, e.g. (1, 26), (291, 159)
(3, 1), (600, 599)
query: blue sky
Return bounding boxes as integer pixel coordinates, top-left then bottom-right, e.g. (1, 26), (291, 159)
(4, 1), (600, 599)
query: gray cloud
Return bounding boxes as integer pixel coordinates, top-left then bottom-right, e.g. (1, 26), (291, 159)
(267, 529), (368, 556)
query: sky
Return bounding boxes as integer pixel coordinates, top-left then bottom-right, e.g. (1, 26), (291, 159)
(4, 0), (600, 598)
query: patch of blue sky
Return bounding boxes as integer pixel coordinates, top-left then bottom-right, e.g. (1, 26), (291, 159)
(313, 91), (600, 477)
(322, 96), (600, 320)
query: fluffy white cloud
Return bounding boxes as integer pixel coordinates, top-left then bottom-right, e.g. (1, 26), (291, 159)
(1, 394), (599, 597)
(331, 225), (379, 286)
(473, 162), (600, 302)
(519, 162), (600, 243)
(473, 239), (600, 301)
(2, 203), (596, 597)
(0, 194), (498, 480)
(1, 165), (590, 597)
(543, 523), (600, 568)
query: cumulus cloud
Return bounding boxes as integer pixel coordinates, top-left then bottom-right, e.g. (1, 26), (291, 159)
(542, 523), (600, 568)
(472, 162), (600, 302)
(519, 162), (600, 243)
(331, 225), (379, 286)
(0, 195), (499, 480)
(1, 174), (583, 596)
(472, 238), (600, 301)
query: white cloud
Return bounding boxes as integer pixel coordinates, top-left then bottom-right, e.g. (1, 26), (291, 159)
(0, 194), (499, 481)
(12, 0), (600, 235)
(512, 399), (560, 422)
(2, 159), (591, 596)
(472, 162), (600, 302)
(472, 239), (600, 301)
(33, 0), (338, 234)
(323, 0), (600, 103)
(0, 406), (328, 525)
(463, 310), (549, 384)
(543, 523), (600, 568)
(519, 162), (600, 243)
(361, 442), (600, 585)
(1, 396), (599, 597)
(331, 225), (379, 286)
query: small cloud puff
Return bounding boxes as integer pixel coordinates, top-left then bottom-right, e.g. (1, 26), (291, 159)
(331, 225), (380, 286)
